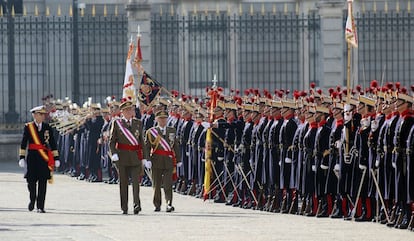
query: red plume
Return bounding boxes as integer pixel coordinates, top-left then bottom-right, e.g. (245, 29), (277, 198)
(301, 91), (308, 97)
(309, 96), (314, 103)
(411, 85), (414, 92)
(395, 82), (401, 90)
(317, 89), (322, 95)
(236, 98), (242, 106)
(310, 82), (316, 89)
(401, 87), (407, 94)
(356, 85), (362, 92)
(370, 80), (378, 88)
(328, 88), (334, 95)
(336, 86), (341, 92)
(293, 91), (300, 99)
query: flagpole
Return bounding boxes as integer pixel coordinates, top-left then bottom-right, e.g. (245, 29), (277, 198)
(203, 74), (218, 200)
(345, 0), (355, 159)
(346, 0), (352, 103)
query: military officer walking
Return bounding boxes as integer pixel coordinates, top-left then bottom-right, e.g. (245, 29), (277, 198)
(109, 100), (146, 215)
(19, 105), (60, 213)
(144, 110), (181, 212)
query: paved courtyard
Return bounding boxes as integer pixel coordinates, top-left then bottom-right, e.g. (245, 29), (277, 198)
(0, 161), (412, 241)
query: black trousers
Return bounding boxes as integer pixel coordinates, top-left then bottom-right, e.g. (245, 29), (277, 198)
(27, 179), (47, 210)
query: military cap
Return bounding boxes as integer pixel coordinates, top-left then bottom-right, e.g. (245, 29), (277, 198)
(359, 95), (376, 107)
(281, 99), (297, 109)
(120, 100), (134, 110)
(30, 105), (48, 114)
(315, 105), (330, 114)
(155, 110), (169, 118)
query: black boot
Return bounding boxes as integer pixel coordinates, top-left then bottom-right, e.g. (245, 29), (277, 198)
(330, 198), (343, 219)
(317, 196), (329, 218)
(396, 204), (411, 229)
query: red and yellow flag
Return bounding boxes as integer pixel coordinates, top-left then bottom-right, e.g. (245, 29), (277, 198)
(203, 86), (218, 200)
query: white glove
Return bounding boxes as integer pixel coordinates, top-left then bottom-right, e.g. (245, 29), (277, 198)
(55, 160), (61, 168)
(320, 163), (329, 170)
(359, 164), (367, 170)
(334, 164), (340, 172)
(335, 140), (341, 149)
(278, 161), (281, 166)
(18, 159), (26, 168)
(144, 159), (152, 169)
(177, 162), (183, 168)
(284, 157), (292, 164)
(217, 157), (224, 161)
(311, 165), (316, 172)
(375, 160), (380, 168)
(392, 161), (396, 169)
(111, 153), (119, 162)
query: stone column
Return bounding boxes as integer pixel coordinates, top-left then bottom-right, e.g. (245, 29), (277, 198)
(126, 0), (152, 73)
(316, 0), (345, 89)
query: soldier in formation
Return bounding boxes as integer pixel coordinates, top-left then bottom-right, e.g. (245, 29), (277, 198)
(30, 81), (413, 229)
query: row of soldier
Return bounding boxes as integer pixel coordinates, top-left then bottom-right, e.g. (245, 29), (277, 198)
(45, 81), (414, 229)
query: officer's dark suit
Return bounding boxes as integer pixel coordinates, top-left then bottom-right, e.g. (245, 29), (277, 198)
(392, 110), (414, 228)
(19, 121), (59, 211)
(86, 115), (104, 181)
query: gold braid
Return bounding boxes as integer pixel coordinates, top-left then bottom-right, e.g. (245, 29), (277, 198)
(147, 129), (161, 154)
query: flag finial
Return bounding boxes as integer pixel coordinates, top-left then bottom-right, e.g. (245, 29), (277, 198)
(212, 74), (218, 88)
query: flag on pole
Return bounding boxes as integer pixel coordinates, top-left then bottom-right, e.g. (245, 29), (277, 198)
(345, 0), (358, 48)
(138, 71), (162, 106)
(203, 86), (218, 200)
(122, 43), (137, 103)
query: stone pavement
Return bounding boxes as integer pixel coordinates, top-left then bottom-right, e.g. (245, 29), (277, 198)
(0, 161), (412, 241)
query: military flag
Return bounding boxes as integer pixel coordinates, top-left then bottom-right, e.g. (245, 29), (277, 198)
(122, 42), (137, 103)
(345, 0), (358, 48)
(203, 82), (218, 200)
(138, 71), (162, 106)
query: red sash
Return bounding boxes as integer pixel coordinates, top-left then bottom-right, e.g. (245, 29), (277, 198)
(116, 143), (143, 160)
(149, 128), (177, 181)
(27, 123), (55, 169)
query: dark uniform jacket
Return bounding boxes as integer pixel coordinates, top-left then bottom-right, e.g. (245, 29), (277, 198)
(19, 122), (59, 181)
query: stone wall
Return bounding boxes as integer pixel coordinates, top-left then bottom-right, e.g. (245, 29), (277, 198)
(0, 134), (20, 162)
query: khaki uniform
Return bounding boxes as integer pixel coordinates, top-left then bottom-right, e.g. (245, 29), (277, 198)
(145, 126), (181, 209)
(109, 118), (146, 213)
